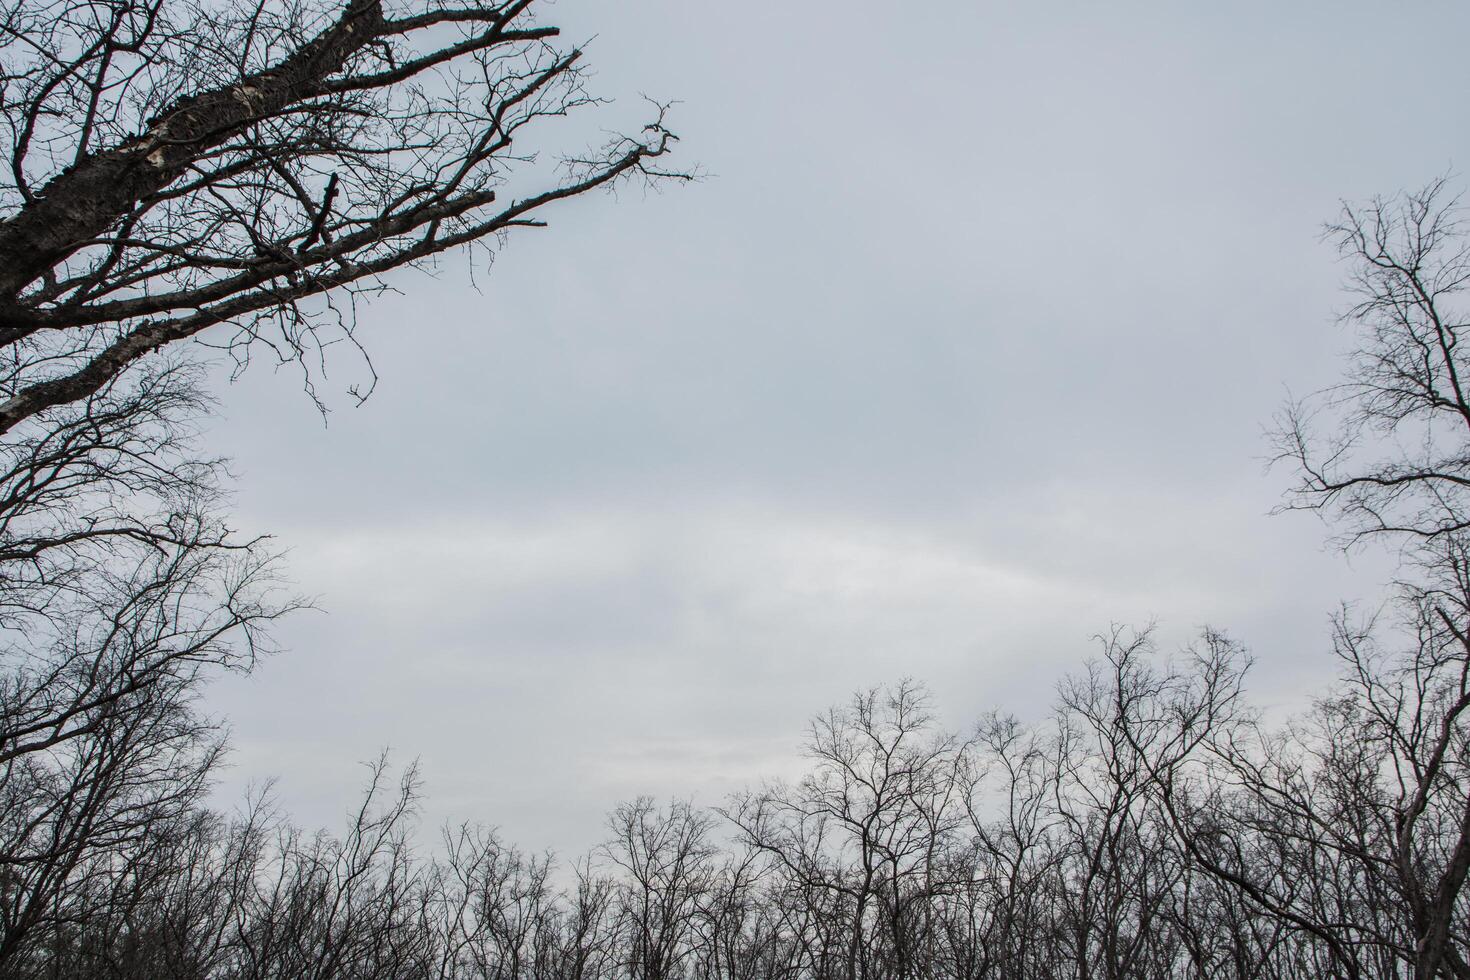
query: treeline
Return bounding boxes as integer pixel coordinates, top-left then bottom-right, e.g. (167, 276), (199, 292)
(4, 621), (1467, 980)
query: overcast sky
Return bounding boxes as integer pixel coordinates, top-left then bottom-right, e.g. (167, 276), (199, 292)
(205, 1), (1470, 855)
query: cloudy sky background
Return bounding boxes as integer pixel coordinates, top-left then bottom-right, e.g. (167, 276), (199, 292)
(205, 1), (1470, 855)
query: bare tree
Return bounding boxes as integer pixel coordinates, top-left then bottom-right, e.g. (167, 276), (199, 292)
(0, 0), (686, 429)
(1275, 178), (1470, 550)
(602, 797), (717, 980)
(1147, 568), (1470, 980)
(0, 362), (292, 974)
(723, 682), (976, 980)
(0, 1), (684, 973)
(1146, 181), (1470, 980)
